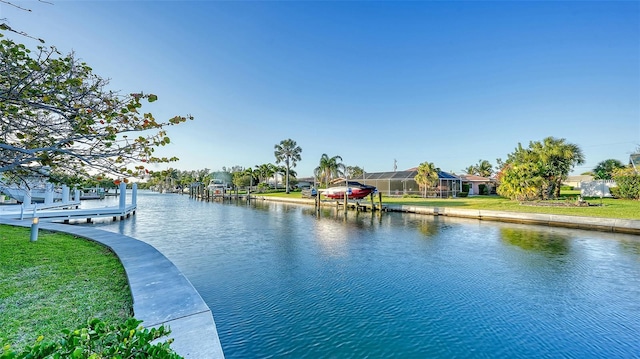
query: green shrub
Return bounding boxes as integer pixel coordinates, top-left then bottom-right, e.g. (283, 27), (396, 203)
(458, 192), (469, 197)
(0, 318), (183, 359)
(560, 185), (573, 190)
(612, 168), (640, 200)
(462, 184), (470, 193)
(478, 184), (489, 195)
(609, 187), (620, 198)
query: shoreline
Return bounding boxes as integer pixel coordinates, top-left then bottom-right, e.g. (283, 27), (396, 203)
(0, 218), (226, 359)
(250, 195), (640, 235)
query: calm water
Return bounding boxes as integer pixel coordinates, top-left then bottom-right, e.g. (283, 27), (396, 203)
(82, 191), (640, 358)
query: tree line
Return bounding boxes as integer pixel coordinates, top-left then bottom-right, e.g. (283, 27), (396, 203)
(415, 138), (639, 200)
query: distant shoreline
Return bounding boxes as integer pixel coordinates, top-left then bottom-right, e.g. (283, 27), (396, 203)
(250, 195), (640, 235)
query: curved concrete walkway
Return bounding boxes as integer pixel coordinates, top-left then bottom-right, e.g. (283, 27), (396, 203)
(252, 195), (640, 235)
(0, 218), (225, 359)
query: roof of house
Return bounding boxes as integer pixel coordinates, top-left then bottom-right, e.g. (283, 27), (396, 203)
(564, 175), (594, 182)
(359, 169), (460, 181)
(459, 174), (495, 182)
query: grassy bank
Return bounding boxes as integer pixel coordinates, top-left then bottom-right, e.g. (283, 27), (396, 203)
(0, 225), (133, 352)
(256, 191), (640, 220)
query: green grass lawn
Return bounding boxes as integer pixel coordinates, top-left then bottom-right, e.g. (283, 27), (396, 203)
(257, 191), (640, 220)
(0, 225), (133, 352)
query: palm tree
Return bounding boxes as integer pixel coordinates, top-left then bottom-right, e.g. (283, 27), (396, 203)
(464, 160), (493, 177)
(243, 167), (256, 189)
(273, 165), (287, 190)
(315, 153), (344, 188)
(476, 160), (493, 178)
(593, 159), (625, 180)
(254, 163), (275, 186)
(165, 167), (179, 191)
(414, 162), (440, 198)
(274, 139), (302, 194)
(532, 137), (584, 198)
(464, 165), (476, 175)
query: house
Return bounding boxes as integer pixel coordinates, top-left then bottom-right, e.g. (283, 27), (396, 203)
(563, 175), (594, 189)
(358, 168), (462, 198)
(295, 177), (315, 189)
(458, 174), (496, 195)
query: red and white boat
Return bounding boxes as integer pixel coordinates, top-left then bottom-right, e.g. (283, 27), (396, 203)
(322, 181), (377, 200)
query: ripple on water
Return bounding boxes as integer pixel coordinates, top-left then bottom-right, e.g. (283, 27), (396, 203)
(83, 193), (640, 358)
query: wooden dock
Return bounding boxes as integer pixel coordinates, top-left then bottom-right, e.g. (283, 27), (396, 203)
(189, 183), (250, 202)
(335, 200), (387, 212)
(188, 182), (387, 212)
(0, 204), (136, 223)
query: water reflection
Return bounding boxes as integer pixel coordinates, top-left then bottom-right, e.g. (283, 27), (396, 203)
(78, 192), (640, 359)
(619, 238), (640, 258)
(500, 227), (571, 255)
(416, 216), (441, 238)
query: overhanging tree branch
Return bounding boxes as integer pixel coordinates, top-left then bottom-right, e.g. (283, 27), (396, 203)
(0, 35), (192, 186)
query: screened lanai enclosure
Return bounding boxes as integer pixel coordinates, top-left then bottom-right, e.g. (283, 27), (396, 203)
(356, 170), (463, 198)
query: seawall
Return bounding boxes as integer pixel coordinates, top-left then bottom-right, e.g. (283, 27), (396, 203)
(0, 218), (225, 358)
(250, 196), (640, 235)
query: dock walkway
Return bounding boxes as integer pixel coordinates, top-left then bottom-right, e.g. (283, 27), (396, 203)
(0, 183), (137, 223)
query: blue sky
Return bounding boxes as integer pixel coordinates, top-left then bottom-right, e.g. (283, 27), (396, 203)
(3, 1), (639, 177)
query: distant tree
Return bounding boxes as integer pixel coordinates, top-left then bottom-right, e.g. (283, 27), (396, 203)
(345, 165), (364, 179)
(159, 168), (179, 191)
(254, 163), (274, 185)
(232, 170), (252, 189)
(477, 160), (493, 177)
(273, 165), (287, 190)
(532, 137), (584, 198)
(464, 159), (493, 177)
(497, 137), (584, 200)
(315, 154), (344, 188)
(274, 138), (302, 194)
(593, 159), (625, 180)
(196, 168), (211, 184)
(266, 163), (278, 188)
(414, 161), (440, 198)
(0, 35), (192, 187)
(464, 165), (476, 175)
(243, 167), (257, 188)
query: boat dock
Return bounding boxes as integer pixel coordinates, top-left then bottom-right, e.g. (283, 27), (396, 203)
(188, 183), (250, 202)
(187, 181), (388, 211)
(0, 183), (137, 223)
(336, 199), (387, 212)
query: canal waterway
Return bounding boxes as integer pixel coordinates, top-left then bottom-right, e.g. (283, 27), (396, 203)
(82, 191), (640, 358)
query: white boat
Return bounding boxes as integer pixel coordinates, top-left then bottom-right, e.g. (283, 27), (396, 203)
(207, 179), (228, 196)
